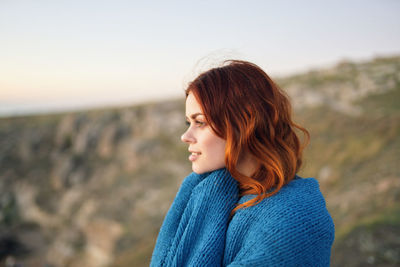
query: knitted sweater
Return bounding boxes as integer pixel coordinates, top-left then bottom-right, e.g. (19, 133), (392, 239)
(150, 168), (335, 267)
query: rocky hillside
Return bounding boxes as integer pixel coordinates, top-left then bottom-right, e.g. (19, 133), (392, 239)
(281, 55), (400, 266)
(0, 101), (192, 267)
(0, 55), (399, 267)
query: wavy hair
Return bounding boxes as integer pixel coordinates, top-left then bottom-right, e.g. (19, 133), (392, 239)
(185, 60), (310, 214)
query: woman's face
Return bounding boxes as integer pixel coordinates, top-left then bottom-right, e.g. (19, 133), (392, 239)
(181, 92), (226, 174)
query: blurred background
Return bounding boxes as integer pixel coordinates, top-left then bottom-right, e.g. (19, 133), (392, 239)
(0, 0), (399, 266)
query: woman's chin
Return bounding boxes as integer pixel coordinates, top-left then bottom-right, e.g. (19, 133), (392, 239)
(192, 164), (225, 174)
(192, 164), (207, 174)
(192, 167), (204, 174)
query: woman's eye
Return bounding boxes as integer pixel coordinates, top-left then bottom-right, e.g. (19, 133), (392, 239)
(185, 120), (205, 127)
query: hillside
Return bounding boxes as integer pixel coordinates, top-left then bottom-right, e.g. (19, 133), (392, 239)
(281, 56), (400, 266)
(1, 55), (399, 267)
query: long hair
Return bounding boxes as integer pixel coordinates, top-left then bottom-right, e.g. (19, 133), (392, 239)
(185, 60), (310, 214)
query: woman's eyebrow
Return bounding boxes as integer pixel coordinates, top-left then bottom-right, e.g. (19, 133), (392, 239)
(185, 113), (203, 120)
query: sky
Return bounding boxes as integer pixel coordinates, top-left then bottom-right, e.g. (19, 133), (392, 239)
(1, 0), (399, 116)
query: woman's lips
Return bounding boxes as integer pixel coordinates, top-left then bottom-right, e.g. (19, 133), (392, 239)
(189, 152), (201, 161)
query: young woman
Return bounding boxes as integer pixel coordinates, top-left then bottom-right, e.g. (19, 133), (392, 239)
(151, 60), (335, 266)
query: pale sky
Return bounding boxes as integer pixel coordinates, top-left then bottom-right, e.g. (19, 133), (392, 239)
(1, 0), (399, 116)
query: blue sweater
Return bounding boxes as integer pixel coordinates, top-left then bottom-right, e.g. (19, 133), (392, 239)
(151, 168), (335, 266)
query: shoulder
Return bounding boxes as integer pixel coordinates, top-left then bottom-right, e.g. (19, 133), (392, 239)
(238, 176), (328, 218)
(232, 176), (334, 237)
(224, 176), (335, 266)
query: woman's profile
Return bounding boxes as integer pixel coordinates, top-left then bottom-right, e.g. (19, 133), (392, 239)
(151, 60), (335, 266)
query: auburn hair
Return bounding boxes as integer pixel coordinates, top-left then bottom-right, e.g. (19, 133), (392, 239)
(185, 60), (310, 214)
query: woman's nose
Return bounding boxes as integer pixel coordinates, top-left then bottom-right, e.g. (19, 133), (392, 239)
(181, 129), (196, 144)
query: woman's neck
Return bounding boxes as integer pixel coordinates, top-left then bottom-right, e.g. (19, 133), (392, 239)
(236, 150), (258, 177)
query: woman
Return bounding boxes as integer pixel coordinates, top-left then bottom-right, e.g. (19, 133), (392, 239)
(151, 60), (335, 266)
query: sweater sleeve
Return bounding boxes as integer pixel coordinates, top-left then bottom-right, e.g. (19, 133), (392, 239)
(150, 171), (203, 266)
(151, 168), (239, 267)
(224, 178), (335, 267)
